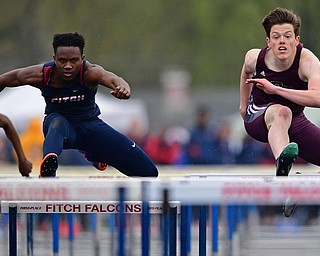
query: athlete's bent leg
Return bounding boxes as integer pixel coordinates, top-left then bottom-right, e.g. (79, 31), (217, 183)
(41, 114), (70, 177)
(265, 105), (293, 159)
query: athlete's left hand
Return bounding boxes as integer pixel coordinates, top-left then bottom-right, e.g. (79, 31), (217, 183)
(246, 78), (277, 94)
(110, 77), (131, 99)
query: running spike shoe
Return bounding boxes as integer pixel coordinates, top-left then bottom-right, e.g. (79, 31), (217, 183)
(283, 196), (297, 217)
(92, 162), (108, 172)
(276, 142), (298, 176)
(40, 153), (58, 177)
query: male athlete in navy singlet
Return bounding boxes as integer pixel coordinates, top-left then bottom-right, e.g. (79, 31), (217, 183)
(0, 32), (158, 178)
(240, 8), (320, 217)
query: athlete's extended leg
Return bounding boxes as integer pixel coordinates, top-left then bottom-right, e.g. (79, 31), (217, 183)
(291, 113), (320, 166)
(283, 114), (320, 217)
(94, 137), (158, 177)
(110, 145), (158, 177)
(84, 119), (158, 177)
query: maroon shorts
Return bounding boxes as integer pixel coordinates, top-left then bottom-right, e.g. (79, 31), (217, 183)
(244, 104), (320, 166)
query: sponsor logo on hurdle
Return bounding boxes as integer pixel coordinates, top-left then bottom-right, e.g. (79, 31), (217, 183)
(20, 206), (41, 210)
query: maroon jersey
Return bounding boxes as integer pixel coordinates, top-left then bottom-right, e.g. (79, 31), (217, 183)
(251, 43), (308, 116)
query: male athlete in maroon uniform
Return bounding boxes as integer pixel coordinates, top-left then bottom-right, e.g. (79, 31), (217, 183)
(240, 8), (320, 216)
(0, 32), (158, 178)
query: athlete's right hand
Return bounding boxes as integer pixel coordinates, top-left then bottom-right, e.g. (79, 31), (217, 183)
(246, 78), (277, 95)
(18, 159), (33, 177)
(110, 77), (131, 99)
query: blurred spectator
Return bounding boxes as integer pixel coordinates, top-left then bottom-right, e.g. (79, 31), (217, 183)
(211, 121), (236, 164)
(162, 126), (190, 164)
(236, 134), (274, 164)
(143, 126), (185, 165)
(185, 105), (217, 164)
(19, 117), (43, 167)
(237, 133), (308, 165)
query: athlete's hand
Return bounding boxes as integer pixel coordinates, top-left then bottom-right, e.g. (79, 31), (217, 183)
(246, 78), (277, 94)
(110, 77), (131, 99)
(18, 159), (33, 177)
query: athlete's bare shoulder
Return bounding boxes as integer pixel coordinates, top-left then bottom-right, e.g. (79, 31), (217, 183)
(83, 61), (117, 87)
(82, 61), (102, 86)
(84, 61), (104, 73)
(299, 48), (320, 82)
(300, 48), (320, 63)
(243, 48), (261, 73)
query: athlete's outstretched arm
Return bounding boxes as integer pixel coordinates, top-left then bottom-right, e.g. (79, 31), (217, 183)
(0, 113), (32, 176)
(0, 65), (43, 92)
(85, 63), (131, 99)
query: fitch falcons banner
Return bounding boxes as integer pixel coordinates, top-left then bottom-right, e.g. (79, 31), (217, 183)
(0, 201), (180, 214)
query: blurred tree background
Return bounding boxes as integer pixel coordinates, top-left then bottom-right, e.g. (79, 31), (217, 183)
(1, 0), (320, 89)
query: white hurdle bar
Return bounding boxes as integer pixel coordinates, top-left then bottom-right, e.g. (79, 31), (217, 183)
(1, 175), (320, 256)
(0, 176), (320, 204)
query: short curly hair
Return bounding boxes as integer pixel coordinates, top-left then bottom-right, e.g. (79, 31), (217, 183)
(52, 32), (85, 54)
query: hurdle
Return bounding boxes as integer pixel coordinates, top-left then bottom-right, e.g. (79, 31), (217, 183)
(1, 176), (320, 255)
(2, 200), (180, 256)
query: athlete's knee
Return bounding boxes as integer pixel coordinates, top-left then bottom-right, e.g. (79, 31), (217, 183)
(50, 117), (67, 129)
(276, 106), (292, 121)
(266, 105), (292, 127)
(47, 117), (68, 137)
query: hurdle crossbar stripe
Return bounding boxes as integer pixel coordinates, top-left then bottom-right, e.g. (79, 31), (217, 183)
(1, 201), (180, 214)
(190, 173), (320, 178)
(1, 177), (320, 204)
